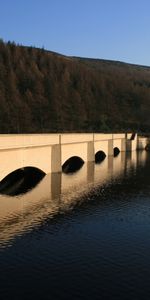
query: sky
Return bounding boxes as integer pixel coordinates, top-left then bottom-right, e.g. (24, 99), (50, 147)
(1, 0), (150, 66)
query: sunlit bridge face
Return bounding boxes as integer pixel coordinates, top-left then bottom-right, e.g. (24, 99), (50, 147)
(113, 147), (120, 157)
(0, 167), (45, 196)
(62, 156), (84, 174)
(95, 151), (106, 164)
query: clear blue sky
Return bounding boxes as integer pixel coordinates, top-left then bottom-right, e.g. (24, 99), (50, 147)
(1, 0), (150, 66)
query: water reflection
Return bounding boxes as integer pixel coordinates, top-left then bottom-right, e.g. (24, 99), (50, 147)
(0, 151), (146, 247)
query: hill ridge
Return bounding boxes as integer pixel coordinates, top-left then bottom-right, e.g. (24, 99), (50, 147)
(0, 40), (150, 133)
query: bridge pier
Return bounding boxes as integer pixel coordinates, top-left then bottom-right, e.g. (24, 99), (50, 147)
(121, 138), (126, 152)
(87, 141), (95, 161)
(51, 144), (61, 173)
(108, 139), (113, 156)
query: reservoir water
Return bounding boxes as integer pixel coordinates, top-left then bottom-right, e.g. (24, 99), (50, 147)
(0, 150), (150, 299)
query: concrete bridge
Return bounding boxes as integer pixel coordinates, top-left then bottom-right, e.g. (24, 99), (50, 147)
(0, 133), (148, 180)
(1, 149), (144, 245)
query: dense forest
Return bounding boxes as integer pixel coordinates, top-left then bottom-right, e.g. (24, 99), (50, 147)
(0, 39), (150, 133)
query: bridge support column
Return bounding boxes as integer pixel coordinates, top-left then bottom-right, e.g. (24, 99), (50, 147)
(121, 138), (126, 151)
(51, 144), (61, 173)
(126, 140), (132, 151)
(108, 139), (113, 156)
(87, 141), (95, 161)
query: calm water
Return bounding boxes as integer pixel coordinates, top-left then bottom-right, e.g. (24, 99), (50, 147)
(0, 151), (150, 299)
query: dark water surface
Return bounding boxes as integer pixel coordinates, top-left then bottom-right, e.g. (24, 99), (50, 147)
(1, 151), (150, 299)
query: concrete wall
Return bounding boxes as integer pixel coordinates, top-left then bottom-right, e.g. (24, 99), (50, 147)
(0, 133), (147, 180)
(126, 133), (138, 151)
(94, 140), (109, 156)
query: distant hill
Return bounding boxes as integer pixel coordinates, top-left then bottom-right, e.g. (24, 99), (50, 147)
(0, 39), (150, 133)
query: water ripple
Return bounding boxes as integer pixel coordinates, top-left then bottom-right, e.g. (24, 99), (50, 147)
(1, 153), (150, 299)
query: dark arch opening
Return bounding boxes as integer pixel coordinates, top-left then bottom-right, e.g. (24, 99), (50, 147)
(0, 167), (46, 196)
(113, 147), (120, 157)
(62, 156), (84, 174)
(95, 151), (106, 164)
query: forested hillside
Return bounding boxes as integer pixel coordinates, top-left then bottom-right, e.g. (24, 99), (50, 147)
(0, 40), (150, 133)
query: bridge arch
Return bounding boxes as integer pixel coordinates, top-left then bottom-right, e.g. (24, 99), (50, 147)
(95, 150), (106, 163)
(61, 141), (90, 168)
(0, 166), (45, 196)
(113, 147), (120, 157)
(62, 156), (84, 173)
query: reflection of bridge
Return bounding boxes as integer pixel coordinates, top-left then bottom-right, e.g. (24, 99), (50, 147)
(0, 150), (145, 247)
(0, 133), (148, 180)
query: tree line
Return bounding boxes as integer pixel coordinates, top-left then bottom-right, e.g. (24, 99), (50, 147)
(0, 39), (150, 133)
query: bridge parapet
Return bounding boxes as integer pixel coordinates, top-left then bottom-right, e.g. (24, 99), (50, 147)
(94, 133), (113, 141)
(61, 133), (93, 144)
(0, 134), (60, 149)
